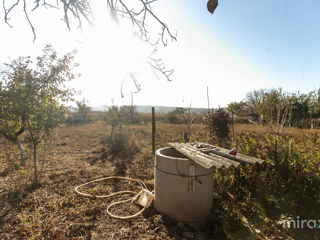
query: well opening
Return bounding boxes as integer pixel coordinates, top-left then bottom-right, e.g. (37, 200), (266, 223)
(156, 147), (188, 159)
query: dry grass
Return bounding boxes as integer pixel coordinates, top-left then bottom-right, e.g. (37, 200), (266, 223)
(0, 123), (178, 240)
(0, 122), (319, 239)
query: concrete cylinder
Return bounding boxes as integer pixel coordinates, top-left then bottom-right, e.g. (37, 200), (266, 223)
(154, 147), (214, 222)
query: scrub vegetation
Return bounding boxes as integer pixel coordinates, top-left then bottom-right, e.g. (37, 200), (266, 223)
(1, 46), (320, 240)
(1, 112), (320, 239)
(1, 1), (319, 239)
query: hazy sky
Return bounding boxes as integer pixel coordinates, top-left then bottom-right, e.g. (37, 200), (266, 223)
(1, 0), (320, 108)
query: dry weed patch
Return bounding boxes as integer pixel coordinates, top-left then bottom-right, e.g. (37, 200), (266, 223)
(1, 122), (320, 239)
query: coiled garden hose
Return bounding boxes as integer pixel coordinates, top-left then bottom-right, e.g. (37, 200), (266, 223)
(74, 176), (154, 219)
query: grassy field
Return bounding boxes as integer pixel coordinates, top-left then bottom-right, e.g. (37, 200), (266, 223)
(0, 121), (320, 239)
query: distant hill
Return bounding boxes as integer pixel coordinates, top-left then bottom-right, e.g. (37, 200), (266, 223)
(91, 105), (210, 114)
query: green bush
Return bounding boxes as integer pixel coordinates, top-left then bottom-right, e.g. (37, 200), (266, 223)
(166, 111), (180, 123)
(203, 109), (231, 146)
(213, 131), (320, 237)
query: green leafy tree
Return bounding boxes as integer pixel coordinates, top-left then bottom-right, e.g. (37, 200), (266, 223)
(102, 105), (128, 139)
(76, 98), (91, 115)
(246, 88), (293, 132)
(290, 93), (312, 128)
(259, 88), (293, 133)
(0, 57), (32, 165)
(121, 105), (139, 124)
(245, 88), (320, 129)
(308, 89), (320, 128)
(167, 111), (180, 124)
(174, 107), (187, 115)
(260, 89), (281, 127)
(227, 101), (247, 116)
(246, 89), (266, 124)
(0, 45), (77, 184)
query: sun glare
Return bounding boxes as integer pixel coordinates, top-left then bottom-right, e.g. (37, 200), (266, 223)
(72, 15), (154, 107)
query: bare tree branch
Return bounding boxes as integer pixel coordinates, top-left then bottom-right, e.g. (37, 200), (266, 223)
(23, 0), (36, 42)
(3, 0), (20, 27)
(107, 0), (177, 47)
(120, 72), (141, 99)
(147, 47), (174, 81)
(2, 0), (93, 41)
(3, 0), (176, 45)
(120, 77), (125, 98)
(3, 0), (176, 81)
(129, 72), (141, 93)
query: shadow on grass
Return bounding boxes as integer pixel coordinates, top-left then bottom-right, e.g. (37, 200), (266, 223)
(0, 167), (12, 177)
(0, 182), (39, 228)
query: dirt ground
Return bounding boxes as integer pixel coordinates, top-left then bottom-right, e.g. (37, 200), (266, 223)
(0, 123), (219, 239)
(0, 122), (317, 239)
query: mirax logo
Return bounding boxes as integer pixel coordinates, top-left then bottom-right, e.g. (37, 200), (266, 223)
(282, 216), (320, 229)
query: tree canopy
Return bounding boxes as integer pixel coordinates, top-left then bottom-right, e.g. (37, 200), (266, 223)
(238, 88), (320, 129)
(0, 45), (78, 182)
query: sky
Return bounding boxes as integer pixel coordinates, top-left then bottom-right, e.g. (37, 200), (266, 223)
(0, 0), (320, 109)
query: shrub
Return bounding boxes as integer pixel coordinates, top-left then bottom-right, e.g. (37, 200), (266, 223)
(203, 109), (231, 146)
(102, 105), (128, 139)
(104, 131), (140, 176)
(166, 111), (180, 123)
(227, 131), (320, 218)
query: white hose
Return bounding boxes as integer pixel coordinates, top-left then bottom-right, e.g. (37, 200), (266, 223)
(74, 176), (154, 219)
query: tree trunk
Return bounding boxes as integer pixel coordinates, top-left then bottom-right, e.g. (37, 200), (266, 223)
(288, 105), (293, 127)
(16, 139), (28, 166)
(110, 126), (114, 140)
(33, 143), (38, 185)
(259, 114), (264, 125)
